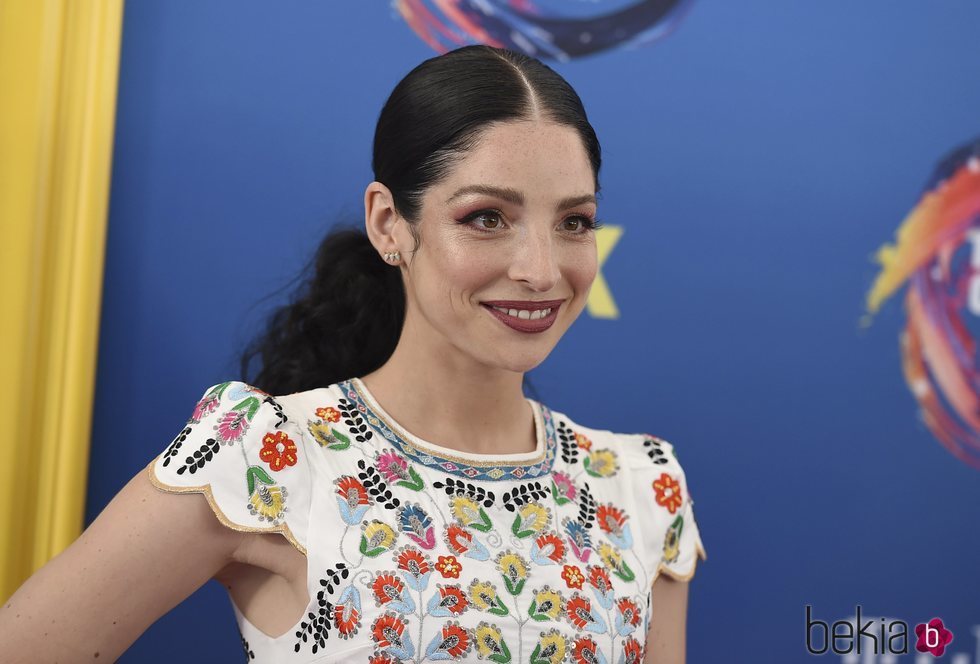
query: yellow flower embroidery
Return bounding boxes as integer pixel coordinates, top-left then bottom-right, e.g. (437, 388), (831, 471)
(474, 622), (507, 659)
(468, 580), (498, 611)
(516, 502), (551, 536)
(532, 587), (564, 620)
(450, 495), (482, 526)
(247, 484), (286, 522)
(533, 629), (568, 664)
(361, 519), (398, 552)
(586, 448), (619, 477)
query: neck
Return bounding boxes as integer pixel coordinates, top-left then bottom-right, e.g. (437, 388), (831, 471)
(358, 340), (536, 457)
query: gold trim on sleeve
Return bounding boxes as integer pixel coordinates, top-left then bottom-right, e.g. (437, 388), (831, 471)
(145, 458), (307, 556)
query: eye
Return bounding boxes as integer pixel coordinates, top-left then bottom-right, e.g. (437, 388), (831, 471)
(459, 209), (506, 233)
(563, 215), (604, 233)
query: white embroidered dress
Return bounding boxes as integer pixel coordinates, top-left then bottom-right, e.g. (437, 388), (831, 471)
(150, 378), (707, 663)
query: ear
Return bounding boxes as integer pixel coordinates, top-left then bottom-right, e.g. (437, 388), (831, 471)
(364, 181), (402, 258)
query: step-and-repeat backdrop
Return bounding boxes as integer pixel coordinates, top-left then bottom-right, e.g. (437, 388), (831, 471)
(87, 2), (980, 662)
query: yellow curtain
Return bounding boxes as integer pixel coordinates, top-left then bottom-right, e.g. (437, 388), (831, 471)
(0, 0), (124, 600)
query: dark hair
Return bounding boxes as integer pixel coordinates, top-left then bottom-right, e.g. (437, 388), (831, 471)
(240, 44), (602, 397)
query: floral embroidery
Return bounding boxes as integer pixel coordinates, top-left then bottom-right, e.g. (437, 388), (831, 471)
(653, 473), (683, 514)
(335, 475), (372, 525)
(584, 448), (618, 478)
(371, 611), (414, 659)
(530, 628), (568, 664)
(246, 483), (287, 523)
(530, 532), (566, 565)
(158, 379), (703, 661)
(561, 565), (585, 590)
(550, 471), (576, 504)
(511, 501), (551, 538)
(360, 520), (399, 557)
(495, 550), (529, 595)
(316, 406), (342, 422)
(474, 621), (511, 662)
(468, 579), (509, 616)
(397, 502), (436, 548)
(333, 585), (362, 638)
(571, 636), (601, 664)
(445, 523), (490, 561)
(622, 636), (643, 663)
(436, 554), (463, 579)
(428, 584), (469, 617)
(259, 430), (298, 471)
(663, 515), (684, 564)
(426, 621), (472, 659)
(529, 586), (564, 621)
(375, 450), (425, 491)
(396, 545), (432, 591)
(308, 418), (351, 450)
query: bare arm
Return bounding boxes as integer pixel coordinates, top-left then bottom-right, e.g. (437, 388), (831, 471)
(0, 464), (245, 663)
(644, 574), (690, 664)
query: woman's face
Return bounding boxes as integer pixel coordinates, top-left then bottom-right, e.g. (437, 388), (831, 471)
(395, 119), (599, 374)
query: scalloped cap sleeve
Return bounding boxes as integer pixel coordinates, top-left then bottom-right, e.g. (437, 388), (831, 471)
(626, 434), (707, 583)
(148, 381), (311, 554)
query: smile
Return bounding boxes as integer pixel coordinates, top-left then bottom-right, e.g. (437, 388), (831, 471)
(480, 299), (563, 333)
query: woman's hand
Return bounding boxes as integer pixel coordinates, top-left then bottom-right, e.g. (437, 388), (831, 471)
(0, 463), (245, 663)
(645, 574), (691, 664)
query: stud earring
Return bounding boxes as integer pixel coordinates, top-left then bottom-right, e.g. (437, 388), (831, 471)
(383, 251), (401, 264)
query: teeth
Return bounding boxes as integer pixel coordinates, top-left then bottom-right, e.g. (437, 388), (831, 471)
(491, 306), (553, 320)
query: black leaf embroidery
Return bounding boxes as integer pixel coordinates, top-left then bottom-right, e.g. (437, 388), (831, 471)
(176, 437), (220, 475)
(357, 459), (400, 509)
(432, 478), (495, 508)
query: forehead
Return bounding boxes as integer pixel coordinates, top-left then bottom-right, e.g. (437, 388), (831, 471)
(433, 120), (596, 200)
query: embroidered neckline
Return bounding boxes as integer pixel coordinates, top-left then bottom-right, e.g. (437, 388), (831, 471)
(337, 378), (557, 482)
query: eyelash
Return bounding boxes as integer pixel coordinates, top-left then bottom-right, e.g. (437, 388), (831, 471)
(458, 209), (605, 234)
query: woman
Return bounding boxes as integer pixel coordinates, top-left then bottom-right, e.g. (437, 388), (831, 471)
(1, 44), (705, 663)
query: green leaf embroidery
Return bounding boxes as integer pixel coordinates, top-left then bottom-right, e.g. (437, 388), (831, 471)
(359, 535), (386, 558)
(233, 395), (262, 420)
(396, 466), (425, 491)
(510, 513), (535, 539)
(327, 427), (350, 450)
(550, 482), (571, 506)
(488, 597), (510, 617)
(613, 560), (636, 583)
(503, 575), (525, 596)
(470, 508), (493, 533)
(489, 637), (512, 663)
(245, 465), (275, 496)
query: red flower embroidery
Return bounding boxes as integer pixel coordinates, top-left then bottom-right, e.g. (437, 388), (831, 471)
(371, 612), (407, 650)
(653, 473), (683, 514)
(435, 555), (462, 579)
(333, 593), (360, 638)
(371, 573), (405, 606)
(259, 430), (298, 471)
(596, 504), (628, 536)
(587, 565), (612, 595)
(445, 524), (475, 556)
(561, 564), (585, 590)
(433, 585), (468, 615)
(617, 597), (641, 627)
(368, 656), (395, 664)
(436, 622), (470, 657)
(566, 594), (593, 630)
(336, 476), (370, 506)
(534, 532), (567, 563)
(316, 406), (341, 423)
(621, 637), (643, 664)
(572, 636), (599, 663)
(574, 432), (593, 451)
(397, 547), (431, 577)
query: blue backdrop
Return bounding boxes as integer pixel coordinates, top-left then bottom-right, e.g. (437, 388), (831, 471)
(87, 2), (980, 662)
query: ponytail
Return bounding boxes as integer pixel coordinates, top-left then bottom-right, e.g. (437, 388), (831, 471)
(239, 225), (405, 395)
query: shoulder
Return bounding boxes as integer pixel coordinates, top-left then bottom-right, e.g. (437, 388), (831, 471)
(150, 380), (318, 554)
(544, 404), (688, 478)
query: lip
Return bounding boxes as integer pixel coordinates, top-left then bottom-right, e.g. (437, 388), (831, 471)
(481, 300), (562, 333)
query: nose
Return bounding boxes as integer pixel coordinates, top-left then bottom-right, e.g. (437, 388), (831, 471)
(508, 224), (561, 291)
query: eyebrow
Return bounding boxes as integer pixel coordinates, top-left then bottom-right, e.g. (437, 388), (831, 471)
(445, 184), (597, 211)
